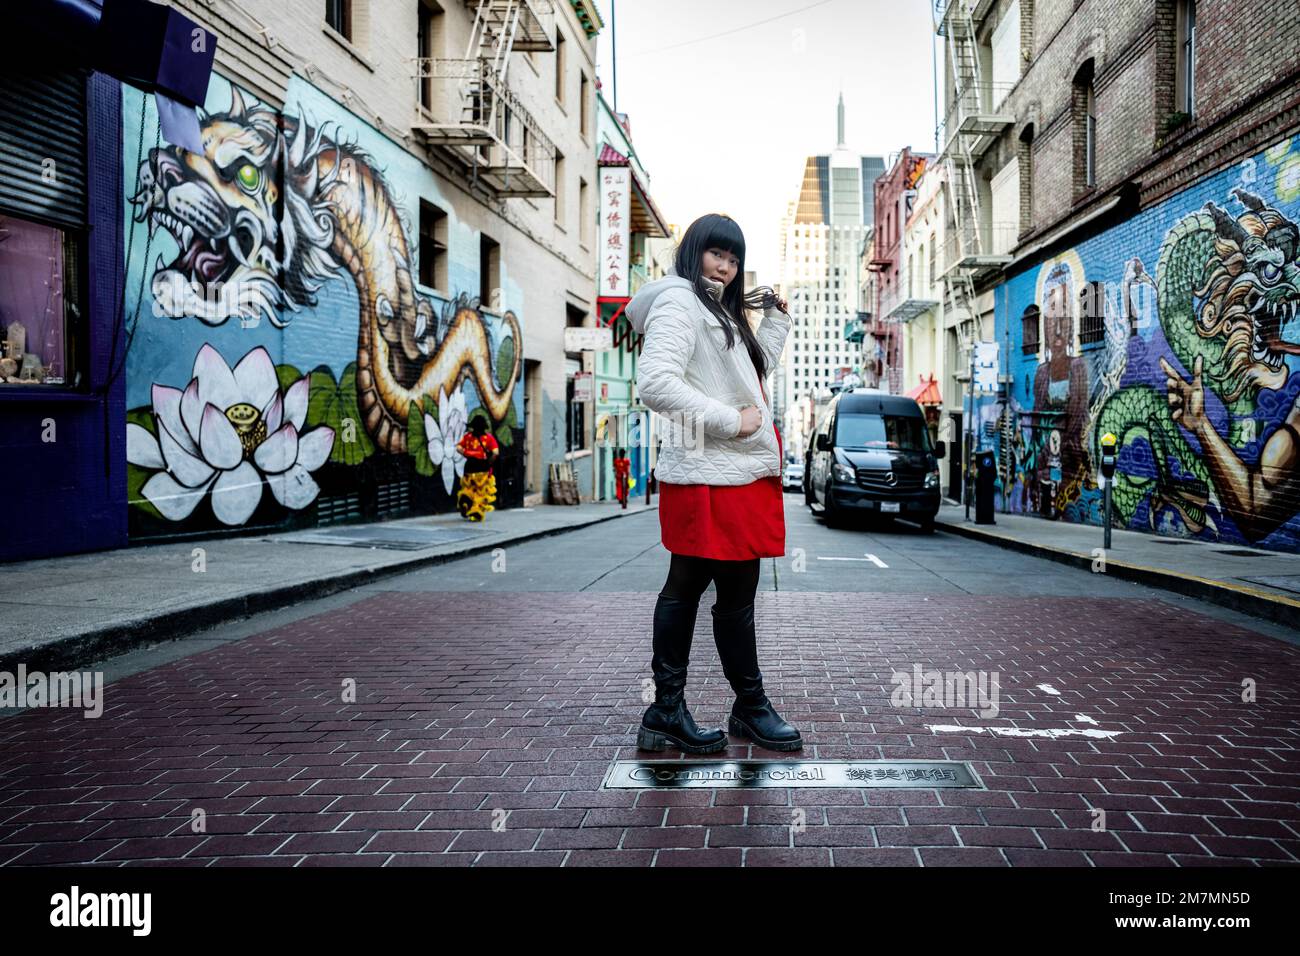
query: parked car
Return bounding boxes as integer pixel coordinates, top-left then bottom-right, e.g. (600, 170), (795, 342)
(782, 461), (804, 491)
(806, 389), (944, 531)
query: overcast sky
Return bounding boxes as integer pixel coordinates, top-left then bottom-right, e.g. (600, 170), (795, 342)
(592, 0), (941, 282)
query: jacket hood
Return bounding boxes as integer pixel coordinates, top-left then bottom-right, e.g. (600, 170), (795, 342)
(626, 267), (726, 334)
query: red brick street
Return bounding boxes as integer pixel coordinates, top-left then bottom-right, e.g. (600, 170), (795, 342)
(2, 507), (1297, 867)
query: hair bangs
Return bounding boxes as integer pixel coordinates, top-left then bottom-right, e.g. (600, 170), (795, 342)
(700, 214), (746, 259)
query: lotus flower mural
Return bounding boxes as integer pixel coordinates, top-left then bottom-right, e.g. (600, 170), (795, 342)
(423, 386), (469, 496)
(127, 344), (335, 524)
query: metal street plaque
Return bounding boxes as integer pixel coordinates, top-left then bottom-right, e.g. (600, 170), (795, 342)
(602, 760), (981, 789)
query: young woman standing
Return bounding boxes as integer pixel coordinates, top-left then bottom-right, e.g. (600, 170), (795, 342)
(625, 213), (802, 754)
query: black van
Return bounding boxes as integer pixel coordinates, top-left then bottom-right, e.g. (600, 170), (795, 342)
(805, 389), (945, 531)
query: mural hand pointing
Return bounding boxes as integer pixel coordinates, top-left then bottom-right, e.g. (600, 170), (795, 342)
(1161, 354), (1207, 434)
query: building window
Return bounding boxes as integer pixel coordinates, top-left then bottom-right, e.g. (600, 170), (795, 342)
(579, 73), (590, 138)
(1073, 60), (1097, 193)
(418, 200), (448, 292)
(325, 0), (351, 40)
(1177, 0), (1196, 116)
(1018, 123), (1035, 233)
(578, 177), (590, 246)
(554, 29), (566, 105)
(554, 150), (565, 227)
(480, 232), (500, 312)
(1079, 281), (1105, 346)
(1021, 304), (1041, 355)
(0, 216), (83, 387)
(1085, 84), (1096, 187)
(417, 1), (443, 113)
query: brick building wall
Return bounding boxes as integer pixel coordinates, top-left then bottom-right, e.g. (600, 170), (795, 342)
(964, 0), (1300, 552)
(996, 0), (1300, 240)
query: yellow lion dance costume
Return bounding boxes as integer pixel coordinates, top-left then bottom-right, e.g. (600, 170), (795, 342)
(456, 421), (499, 521)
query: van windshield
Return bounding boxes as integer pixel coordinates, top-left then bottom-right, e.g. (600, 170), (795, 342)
(836, 413), (929, 451)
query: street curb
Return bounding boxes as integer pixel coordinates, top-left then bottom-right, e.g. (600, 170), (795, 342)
(1, 505), (659, 675)
(935, 518), (1300, 627)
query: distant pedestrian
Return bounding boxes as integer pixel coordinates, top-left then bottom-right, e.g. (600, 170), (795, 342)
(456, 415), (499, 521)
(613, 447), (631, 508)
(625, 212), (802, 754)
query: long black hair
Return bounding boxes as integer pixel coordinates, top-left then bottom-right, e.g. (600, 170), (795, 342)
(673, 213), (767, 379)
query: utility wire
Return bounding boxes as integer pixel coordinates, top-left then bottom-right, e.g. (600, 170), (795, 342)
(621, 0), (840, 58)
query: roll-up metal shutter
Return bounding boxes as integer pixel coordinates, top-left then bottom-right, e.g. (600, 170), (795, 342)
(0, 67), (89, 228)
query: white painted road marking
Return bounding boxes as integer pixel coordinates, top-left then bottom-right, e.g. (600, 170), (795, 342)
(926, 724), (1123, 739)
(815, 554), (890, 567)
(1036, 683), (1061, 695)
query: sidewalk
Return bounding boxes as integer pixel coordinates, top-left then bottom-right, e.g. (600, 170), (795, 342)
(936, 502), (1300, 627)
(0, 499), (657, 673)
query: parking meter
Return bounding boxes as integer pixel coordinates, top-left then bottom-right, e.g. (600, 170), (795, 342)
(1100, 432), (1117, 547)
(1100, 433), (1117, 480)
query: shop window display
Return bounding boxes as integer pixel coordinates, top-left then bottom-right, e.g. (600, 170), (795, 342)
(0, 213), (77, 386)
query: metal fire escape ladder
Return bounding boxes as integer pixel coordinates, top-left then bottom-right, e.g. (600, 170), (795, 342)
(936, 0), (984, 369)
(413, 1), (558, 198)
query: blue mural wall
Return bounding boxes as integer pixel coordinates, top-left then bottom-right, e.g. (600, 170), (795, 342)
(121, 74), (525, 538)
(987, 134), (1300, 552)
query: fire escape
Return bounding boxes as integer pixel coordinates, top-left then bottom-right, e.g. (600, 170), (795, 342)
(933, 0), (1013, 381)
(412, 0), (557, 198)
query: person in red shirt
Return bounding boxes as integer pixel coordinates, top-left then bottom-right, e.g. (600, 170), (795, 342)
(613, 447), (631, 508)
(456, 415), (499, 521)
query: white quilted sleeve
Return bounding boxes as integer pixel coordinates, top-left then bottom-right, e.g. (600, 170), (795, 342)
(637, 290), (744, 439)
(755, 305), (792, 372)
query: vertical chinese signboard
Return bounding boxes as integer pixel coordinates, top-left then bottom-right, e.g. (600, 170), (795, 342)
(599, 167), (631, 299)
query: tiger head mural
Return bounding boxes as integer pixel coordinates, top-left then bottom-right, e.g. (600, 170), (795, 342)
(130, 86), (339, 327)
(1197, 188), (1300, 400)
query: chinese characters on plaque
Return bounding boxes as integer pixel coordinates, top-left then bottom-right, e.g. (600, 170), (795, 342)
(598, 167), (631, 299)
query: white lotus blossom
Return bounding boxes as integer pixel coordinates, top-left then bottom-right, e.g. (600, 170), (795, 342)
(126, 344), (335, 524)
(423, 386), (468, 495)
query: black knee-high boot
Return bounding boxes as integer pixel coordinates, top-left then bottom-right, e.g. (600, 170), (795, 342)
(711, 602), (803, 751)
(638, 594), (728, 754)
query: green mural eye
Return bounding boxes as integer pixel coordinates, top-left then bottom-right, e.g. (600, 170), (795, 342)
(236, 164), (260, 192)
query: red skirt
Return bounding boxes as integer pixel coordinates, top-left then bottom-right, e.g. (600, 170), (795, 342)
(657, 426), (786, 560)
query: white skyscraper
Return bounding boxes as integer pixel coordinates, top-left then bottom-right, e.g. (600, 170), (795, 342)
(775, 94), (885, 460)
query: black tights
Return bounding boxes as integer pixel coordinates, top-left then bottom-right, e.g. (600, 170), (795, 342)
(658, 553), (760, 613)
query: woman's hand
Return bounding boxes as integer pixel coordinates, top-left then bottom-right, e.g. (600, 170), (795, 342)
(737, 404), (763, 437)
(775, 295), (788, 314)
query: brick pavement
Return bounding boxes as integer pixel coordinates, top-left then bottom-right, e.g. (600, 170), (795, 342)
(0, 592), (1297, 866)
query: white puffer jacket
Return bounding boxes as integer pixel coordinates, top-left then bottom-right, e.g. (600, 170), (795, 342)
(627, 271), (791, 485)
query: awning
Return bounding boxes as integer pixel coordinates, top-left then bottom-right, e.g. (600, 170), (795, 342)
(598, 143), (670, 238)
(905, 374), (942, 406)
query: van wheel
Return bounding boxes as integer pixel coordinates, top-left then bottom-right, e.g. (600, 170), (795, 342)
(823, 484), (845, 528)
(919, 514), (936, 534)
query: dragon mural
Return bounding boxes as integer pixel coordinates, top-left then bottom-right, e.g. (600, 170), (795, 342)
(129, 86), (522, 457)
(989, 132), (1300, 552)
(1094, 188), (1300, 542)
